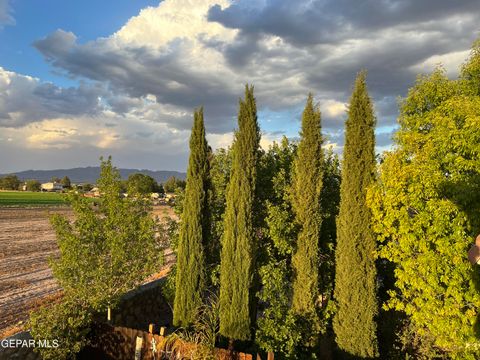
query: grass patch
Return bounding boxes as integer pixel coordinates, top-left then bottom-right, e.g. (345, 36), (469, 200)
(0, 191), (68, 206)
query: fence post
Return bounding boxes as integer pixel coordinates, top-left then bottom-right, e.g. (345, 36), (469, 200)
(267, 352), (274, 360)
(135, 336), (143, 360)
(160, 327), (166, 336)
(149, 323), (155, 334)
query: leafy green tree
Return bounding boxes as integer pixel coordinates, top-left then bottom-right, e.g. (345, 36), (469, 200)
(174, 108), (212, 327)
(256, 137), (300, 357)
(219, 85), (260, 341)
(318, 148), (341, 302)
(25, 179), (41, 191)
(164, 176), (186, 193)
(61, 176), (71, 189)
(367, 42), (480, 359)
(291, 95), (324, 342)
(127, 173), (158, 195)
(29, 299), (92, 360)
(0, 174), (20, 190)
(81, 183), (94, 192)
(156, 183), (165, 195)
(333, 71), (379, 358)
(30, 157), (161, 358)
(209, 147), (232, 267)
(48, 157), (161, 311)
(256, 138), (340, 358)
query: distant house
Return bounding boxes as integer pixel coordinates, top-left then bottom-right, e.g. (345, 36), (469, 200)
(41, 182), (63, 192)
(164, 192), (175, 201)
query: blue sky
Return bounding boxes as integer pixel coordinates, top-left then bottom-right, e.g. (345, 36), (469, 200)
(0, 0), (478, 172)
(0, 0), (157, 85)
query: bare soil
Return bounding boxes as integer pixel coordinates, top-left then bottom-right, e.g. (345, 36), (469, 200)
(0, 205), (176, 338)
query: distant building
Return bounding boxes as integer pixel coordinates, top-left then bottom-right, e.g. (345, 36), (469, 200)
(164, 192), (176, 201)
(41, 182), (63, 192)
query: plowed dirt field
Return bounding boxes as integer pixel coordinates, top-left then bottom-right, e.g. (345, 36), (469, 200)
(0, 206), (176, 338)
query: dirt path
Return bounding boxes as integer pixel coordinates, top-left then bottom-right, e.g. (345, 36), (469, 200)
(0, 205), (176, 338)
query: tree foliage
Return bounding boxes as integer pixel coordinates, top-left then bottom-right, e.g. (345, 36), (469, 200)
(61, 176), (71, 189)
(48, 157), (161, 310)
(164, 176), (186, 193)
(256, 138), (341, 358)
(126, 173), (159, 195)
(30, 157), (162, 358)
(367, 43), (480, 359)
(290, 95), (324, 342)
(25, 179), (41, 191)
(333, 71), (379, 358)
(256, 137), (299, 357)
(174, 108), (211, 327)
(29, 299), (92, 360)
(219, 85), (260, 341)
(209, 147), (232, 269)
(0, 174), (20, 190)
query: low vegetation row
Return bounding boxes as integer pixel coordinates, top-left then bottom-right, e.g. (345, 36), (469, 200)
(0, 191), (68, 206)
(0, 174), (186, 206)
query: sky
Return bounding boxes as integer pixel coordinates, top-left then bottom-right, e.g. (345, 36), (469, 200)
(0, 0), (479, 173)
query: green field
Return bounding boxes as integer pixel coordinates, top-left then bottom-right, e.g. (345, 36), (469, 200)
(0, 191), (68, 206)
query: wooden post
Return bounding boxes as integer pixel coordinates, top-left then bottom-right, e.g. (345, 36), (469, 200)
(149, 323), (155, 334)
(160, 327), (166, 336)
(135, 336), (143, 360)
(107, 306), (111, 322)
(256, 354), (262, 360)
(267, 352), (274, 360)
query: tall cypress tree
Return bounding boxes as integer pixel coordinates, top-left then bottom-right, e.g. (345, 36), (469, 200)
(219, 85), (260, 341)
(291, 95), (324, 328)
(333, 71), (378, 358)
(174, 107), (210, 327)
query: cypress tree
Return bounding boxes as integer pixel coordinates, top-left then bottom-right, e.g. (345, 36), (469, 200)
(333, 71), (379, 358)
(291, 95), (323, 324)
(173, 107), (210, 327)
(219, 85), (260, 341)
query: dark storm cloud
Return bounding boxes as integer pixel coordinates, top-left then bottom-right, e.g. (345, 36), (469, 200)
(207, 0), (479, 134)
(0, 69), (105, 127)
(208, 0), (479, 47)
(33, 82), (102, 116)
(30, 1), (480, 141)
(34, 30), (239, 133)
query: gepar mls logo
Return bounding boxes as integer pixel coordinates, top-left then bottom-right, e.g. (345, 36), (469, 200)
(1, 338), (59, 348)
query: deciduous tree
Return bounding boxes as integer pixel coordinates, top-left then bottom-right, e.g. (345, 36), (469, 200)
(368, 41), (480, 359)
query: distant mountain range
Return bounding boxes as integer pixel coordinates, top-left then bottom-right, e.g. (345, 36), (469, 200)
(0, 167), (186, 184)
